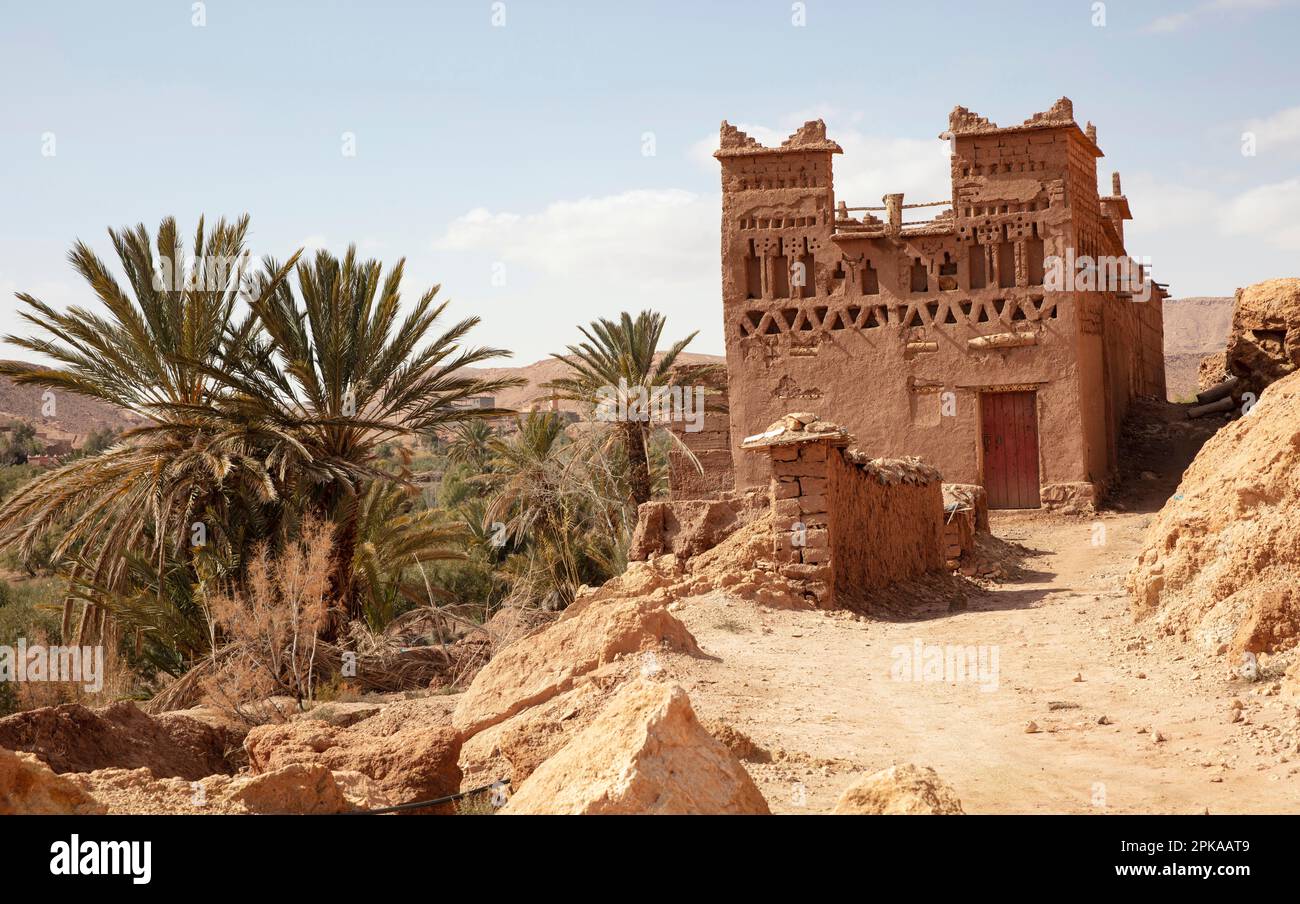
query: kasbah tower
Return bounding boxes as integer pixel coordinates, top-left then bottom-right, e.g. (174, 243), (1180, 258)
(713, 98), (1166, 511)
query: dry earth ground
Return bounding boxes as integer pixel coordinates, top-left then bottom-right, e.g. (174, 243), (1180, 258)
(653, 427), (1300, 814)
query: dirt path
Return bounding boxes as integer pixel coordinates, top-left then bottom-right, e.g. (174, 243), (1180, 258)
(666, 497), (1300, 814)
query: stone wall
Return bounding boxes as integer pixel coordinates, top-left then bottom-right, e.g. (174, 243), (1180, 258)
(768, 438), (834, 605)
(747, 415), (945, 610)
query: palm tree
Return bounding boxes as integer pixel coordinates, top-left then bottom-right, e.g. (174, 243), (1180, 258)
(542, 310), (709, 506)
(483, 412), (583, 608)
(214, 246), (522, 628)
(445, 419), (496, 473)
(482, 412), (631, 609)
(352, 481), (466, 629)
(0, 216), (300, 641)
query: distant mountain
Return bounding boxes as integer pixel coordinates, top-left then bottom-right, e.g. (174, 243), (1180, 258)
(463, 352), (727, 414)
(0, 361), (143, 450)
(1162, 296), (1235, 401)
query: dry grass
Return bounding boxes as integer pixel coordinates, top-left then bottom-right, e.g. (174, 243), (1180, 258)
(8, 626), (138, 711)
(200, 518), (333, 722)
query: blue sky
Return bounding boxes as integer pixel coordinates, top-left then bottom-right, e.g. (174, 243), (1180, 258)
(2, 0), (1298, 364)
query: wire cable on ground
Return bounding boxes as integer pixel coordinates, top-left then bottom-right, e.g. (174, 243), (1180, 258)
(346, 779), (510, 814)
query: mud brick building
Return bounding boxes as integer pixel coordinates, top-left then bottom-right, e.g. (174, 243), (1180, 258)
(713, 99), (1166, 509)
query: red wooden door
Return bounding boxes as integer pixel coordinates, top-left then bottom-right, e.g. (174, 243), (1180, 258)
(980, 391), (1041, 509)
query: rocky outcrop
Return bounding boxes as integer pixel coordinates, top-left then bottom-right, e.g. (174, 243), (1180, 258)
(226, 763), (352, 814)
(500, 680), (770, 815)
(1226, 278), (1300, 398)
(452, 595), (702, 737)
(832, 764), (964, 815)
(243, 707), (461, 812)
(0, 748), (106, 815)
(65, 763), (391, 814)
(1128, 370), (1300, 656)
(701, 719), (770, 763)
(1198, 351), (1229, 392)
(0, 700), (237, 779)
(458, 672), (622, 792)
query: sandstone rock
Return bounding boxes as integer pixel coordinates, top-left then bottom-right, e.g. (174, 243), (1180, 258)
(329, 770), (396, 811)
(500, 680), (770, 815)
(1198, 351), (1229, 392)
(458, 675), (618, 792)
(65, 764), (392, 814)
(831, 764), (964, 815)
(0, 700), (236, 779)
(66, 767), (223, 815)
(244, 709), (461, 812)
(347, 695), (458, 738)
(0, 748), (106, 815)
(1127, 370), (1300, 657)
(453, 595), (701, 737)
(702, 718), (770, 762)
(1226, 278), (1300, 397)
(225, 763), (352, 814)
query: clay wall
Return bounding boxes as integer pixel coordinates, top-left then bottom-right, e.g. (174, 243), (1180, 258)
(825, 450), (945, 607)
(761, 435), (944, 609)
(666, 364), (734, 500)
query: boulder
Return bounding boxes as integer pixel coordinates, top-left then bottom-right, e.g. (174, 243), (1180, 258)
(453, 595), (701, 737)
(225, 763), (352, 815)
(244, 709), (461, 812)
(343, 695), (458, 737)
(458, 670), (621, 792)
(500, 679), (770, 815)
(65, 768), (222, 815)
(0, 700), (236, 779)
(832, 764), (964, 815)
(701, 719), (770, 763)
(1198, 351), (1229, 392)
(0, 748), (106, 815)
(1226, 278), (1300, 397)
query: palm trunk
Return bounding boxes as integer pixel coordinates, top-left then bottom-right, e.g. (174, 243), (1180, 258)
(327, 514), (360, 637)
(624, 421), (652, 506)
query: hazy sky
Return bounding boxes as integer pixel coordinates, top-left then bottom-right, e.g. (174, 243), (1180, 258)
(2, 0), (1297, 365)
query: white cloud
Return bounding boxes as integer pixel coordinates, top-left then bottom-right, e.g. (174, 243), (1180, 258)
(1243, 105), (1300, 154)
(1144, 0), (1287, 33)
(831, 134), (952, 208)
(434, 189), (717, 291)
(431, 189), (723, 358)
(1123, 174), (1222, 232)
(1222, 178), (1300, 249)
